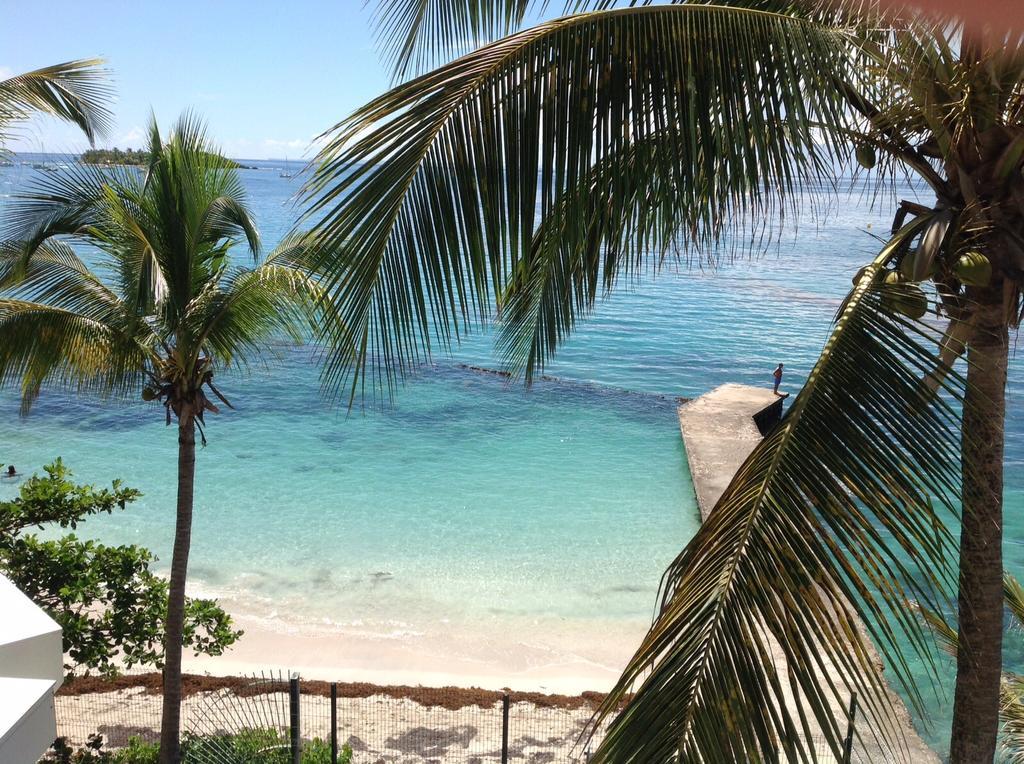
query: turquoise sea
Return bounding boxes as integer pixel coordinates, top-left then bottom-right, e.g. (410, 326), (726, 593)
(1, 156), (1021, 756)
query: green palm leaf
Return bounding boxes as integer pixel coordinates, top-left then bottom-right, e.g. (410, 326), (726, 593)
(1003, 673), (1024, 764)
(495, 129), (722, 381)
(590, 221), (964, 762)
(372, 0), (540, 78)
(0, 113), (321, 413)
(192, 240), (331, 367)
(369, 0), (868, 77)
(305, 3), (862, 400)
(0, 299), (150, 414)
(0, 59), (112, 146)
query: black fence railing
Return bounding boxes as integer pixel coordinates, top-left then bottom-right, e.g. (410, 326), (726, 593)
(53, 672), (865, 763)
(54, 671), (608, 762)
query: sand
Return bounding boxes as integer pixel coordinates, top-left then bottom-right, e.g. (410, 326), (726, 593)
(177, 606), (641, 697)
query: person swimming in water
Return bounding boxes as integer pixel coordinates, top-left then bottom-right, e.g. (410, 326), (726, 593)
(3, 465), (16, 477)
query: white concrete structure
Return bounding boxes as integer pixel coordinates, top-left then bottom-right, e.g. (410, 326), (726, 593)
(0, 573), (63, 763)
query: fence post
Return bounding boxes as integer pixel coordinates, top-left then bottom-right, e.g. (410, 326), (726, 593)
(331, 681), (338, 764)
(842, 692), (858, 764)
(501, 691), (510, 764)
(289, 673), (301, 764)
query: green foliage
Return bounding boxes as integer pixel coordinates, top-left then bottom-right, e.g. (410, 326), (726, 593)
(44, 735), (106, 764)
(303, 2), (864, 397)
(0, 113), (326, 419)
(41, 732), (353, 764)
(0, 60), (111, 147)
(306, 1), (1024, 759)
(79, 147), (247, 169)
(0, 460), (241, 674)
(78, 147), (149, 166)
(117, 738), (160, 764)
(182, 732), (349, 764)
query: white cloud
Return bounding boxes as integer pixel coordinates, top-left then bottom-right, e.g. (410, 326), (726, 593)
(262, 138), (307, 151)
(218, 134), (327, 161)
(115, 127), (146, 149)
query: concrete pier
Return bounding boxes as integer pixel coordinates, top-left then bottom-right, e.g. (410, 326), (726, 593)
(677, 383), (785, 521)
(677, 384), (938, 763)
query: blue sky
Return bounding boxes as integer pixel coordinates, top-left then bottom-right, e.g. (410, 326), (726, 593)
(1, 1), (395, 159)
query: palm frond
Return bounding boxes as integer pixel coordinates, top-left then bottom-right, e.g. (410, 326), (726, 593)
(190, 236), (330, 368)
(305, 4), (862, 400)
(154, 113), (258, 300)
(371, 0), (542, 78)
(369, 0), (874, 78)
(1002, 673), (1024, 764)
(0, 160), (136, 248)
(917, 572), (1024, 657)
(0, 112), (300, 416)
(0, 240), (123, 320)
(1007, 574), (1024, 629)
(0, 59), (112, 146)
(495, 129), (732, 381)
(0, 300), (149, 414)
(591, 220), (964, 762)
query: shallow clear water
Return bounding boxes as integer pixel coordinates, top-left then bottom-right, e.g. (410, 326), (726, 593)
(2, 157), (1022, 756)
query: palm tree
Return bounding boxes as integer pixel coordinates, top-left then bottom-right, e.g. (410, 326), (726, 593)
(0, 114), (326, 764)
(301, 2), (1022, 761)
(0, 59), (111, 150)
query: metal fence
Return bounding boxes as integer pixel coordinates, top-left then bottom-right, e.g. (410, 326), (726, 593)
(54, 671), (609, 762)
(53, 671), (868, 763)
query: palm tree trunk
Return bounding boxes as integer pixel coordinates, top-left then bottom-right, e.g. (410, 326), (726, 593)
(949, 281), (1009, 764)
(159, 410), (195, 764)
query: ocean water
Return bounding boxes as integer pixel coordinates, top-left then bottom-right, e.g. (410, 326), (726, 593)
(2, 156), (1022, 755)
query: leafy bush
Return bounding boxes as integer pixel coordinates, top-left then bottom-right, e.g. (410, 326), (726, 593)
(182, 729), (352, 763)
(2, 461), (241, 675)
(42, 731), (353, 763)
(113, 737), (160, 763)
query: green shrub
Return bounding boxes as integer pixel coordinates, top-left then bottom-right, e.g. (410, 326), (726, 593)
(42, 731), (352, 763)
(112, 737), (159, 764)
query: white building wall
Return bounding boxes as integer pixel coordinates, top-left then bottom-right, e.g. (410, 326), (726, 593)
(0, 574), (63, 763)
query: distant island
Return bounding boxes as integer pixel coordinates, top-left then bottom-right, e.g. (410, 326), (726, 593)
(80, 148), (255, 169)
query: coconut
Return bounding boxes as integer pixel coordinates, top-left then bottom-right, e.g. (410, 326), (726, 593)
(883, 283), (928, 319)
(953, 251), (992, 287)
(856, 144), (876, 170)
(141, 387), (157, 402)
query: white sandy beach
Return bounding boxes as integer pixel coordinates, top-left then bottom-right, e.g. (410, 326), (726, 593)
(179, 601), (643, 696)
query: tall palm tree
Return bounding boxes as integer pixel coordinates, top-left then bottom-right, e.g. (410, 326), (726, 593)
(301, 2), (1022, 761)
(0, 59), (111, 149)
(0, 114), (326, 764)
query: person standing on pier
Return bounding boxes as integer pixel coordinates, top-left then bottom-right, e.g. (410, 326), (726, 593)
(772, 363), (784, 395)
